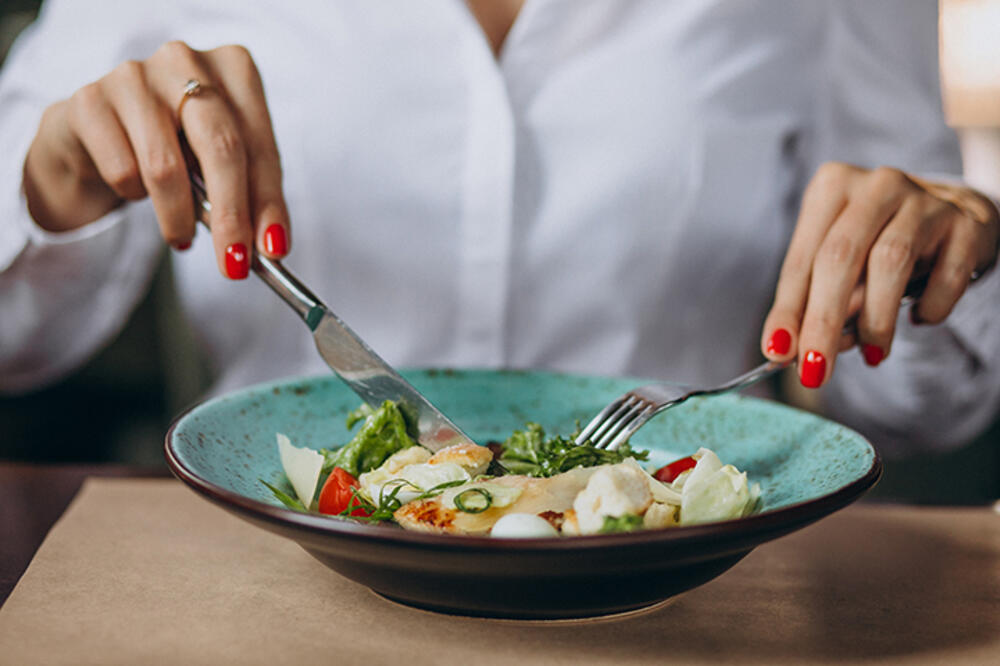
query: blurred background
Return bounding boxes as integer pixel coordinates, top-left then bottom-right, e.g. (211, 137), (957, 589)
(0, 0), (212, 467)
(0, 0), (996, 500)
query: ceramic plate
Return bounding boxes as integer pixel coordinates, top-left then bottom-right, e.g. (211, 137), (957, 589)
(165, 369), (880, 619)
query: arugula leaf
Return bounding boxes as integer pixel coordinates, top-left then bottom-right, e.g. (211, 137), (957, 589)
(261, 479), (308, 512)
(599, 514), (644, 533)
(498, 423), (649, 478)
(322, 400), (417, 477)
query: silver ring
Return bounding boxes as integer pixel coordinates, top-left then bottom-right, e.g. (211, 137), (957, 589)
(176, 78), (204, 121)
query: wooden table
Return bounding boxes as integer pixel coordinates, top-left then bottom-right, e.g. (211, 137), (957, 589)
(0, 462), (171, 606)
(2, 464), (998, 665)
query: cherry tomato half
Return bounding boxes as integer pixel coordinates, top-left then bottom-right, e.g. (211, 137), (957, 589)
(318, 467), (371, 517)
(653, 456), (697, 483)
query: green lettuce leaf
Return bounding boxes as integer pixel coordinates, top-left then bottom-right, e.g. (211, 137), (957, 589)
(599, 513), (645, 534)
(322, 400), (417, 477)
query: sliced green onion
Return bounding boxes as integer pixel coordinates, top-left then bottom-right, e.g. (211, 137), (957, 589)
(260, 479), (307, 512)
(453, 487), (493, 513)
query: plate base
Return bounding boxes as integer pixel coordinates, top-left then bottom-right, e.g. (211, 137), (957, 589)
(371, 589), (683, 622)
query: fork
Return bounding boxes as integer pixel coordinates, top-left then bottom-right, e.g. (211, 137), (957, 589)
(576, 280), (933, 451)
(574, 359), (789, 451)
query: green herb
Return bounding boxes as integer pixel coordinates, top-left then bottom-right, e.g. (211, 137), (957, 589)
(453, 487), (493, 513)
(260, 479), (307, 512)
(599, 514), (644, 533)
(498, 423), (649, 478)
(322, 400), (417, 477)
(341, 478), (467, 524)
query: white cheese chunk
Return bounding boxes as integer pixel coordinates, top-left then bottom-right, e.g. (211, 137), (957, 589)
(491, 513), (559, 538)
(572, 463), (654, 534)
(276, 433), (324, 509)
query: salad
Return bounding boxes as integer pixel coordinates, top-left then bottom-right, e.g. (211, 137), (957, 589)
(262, 401), (760, 537)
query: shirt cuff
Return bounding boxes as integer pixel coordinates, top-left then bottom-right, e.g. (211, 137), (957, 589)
(0, 126), (35, 271)
(2, 178), (134, 279)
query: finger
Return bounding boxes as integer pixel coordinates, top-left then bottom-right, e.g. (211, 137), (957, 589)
(761, 162), (855, 361)
(101, 61), (195, 249)
(67, 82), (145, 201)
(855, 196), (939, 365)
(798, 167), (914, 387)
(143, 40), (255, 278)
(181, 90), (253, 278)
(205, 45), (289, 259)
(23, 101), (126, 231)
(913, 209), (981, 324)
(838, 282), (864, 352)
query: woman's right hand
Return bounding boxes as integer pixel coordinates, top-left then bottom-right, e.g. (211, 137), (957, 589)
(21, 41), (289, 279)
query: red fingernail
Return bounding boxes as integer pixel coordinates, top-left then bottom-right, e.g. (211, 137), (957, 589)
(225, 243), (249, 279)
(800, 350), (826, 388)
(173, 241), (191, 252)
(862, 344), (885, 367)
(766, 328), (792, 356)
(263, 223), (287, 257)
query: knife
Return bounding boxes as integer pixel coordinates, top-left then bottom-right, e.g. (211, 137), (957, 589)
(188, 172), (477, 453)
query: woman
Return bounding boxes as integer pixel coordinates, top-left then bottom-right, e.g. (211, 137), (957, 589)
(1, 0), (998, 457)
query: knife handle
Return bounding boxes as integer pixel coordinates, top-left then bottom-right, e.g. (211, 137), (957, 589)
(188, 171), (327, 331)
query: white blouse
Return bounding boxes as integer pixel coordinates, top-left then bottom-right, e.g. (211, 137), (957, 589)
(1, 0), (999, 457)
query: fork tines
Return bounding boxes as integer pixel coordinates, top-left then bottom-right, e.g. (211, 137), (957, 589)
(575, 393), (656, 450)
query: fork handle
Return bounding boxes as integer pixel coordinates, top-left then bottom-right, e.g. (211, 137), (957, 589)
(701, 359), (791, 397)
(697, 287), (919, 399)
(708, 278), (928, 397)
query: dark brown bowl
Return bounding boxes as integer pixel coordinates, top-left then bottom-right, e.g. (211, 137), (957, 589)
(165, 369), (880, 619)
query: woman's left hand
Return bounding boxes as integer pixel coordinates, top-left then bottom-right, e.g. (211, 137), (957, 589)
(761, 162), (999, 388)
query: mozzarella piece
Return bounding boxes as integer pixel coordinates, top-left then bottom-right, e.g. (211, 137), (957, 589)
(491, 513), (559, 538)
(572, 463), (654, 534)
(276, 433), (324, 509)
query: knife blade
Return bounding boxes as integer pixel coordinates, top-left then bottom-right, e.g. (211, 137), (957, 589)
(189, 172), (477, 452)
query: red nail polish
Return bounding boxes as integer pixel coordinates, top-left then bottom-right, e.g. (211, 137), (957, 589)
(173, 241), (191, 251)
(263, 224), (287, 257)
(800, 350), (826, 388)
(862, 344), (885, 367)
(766, 328), (792, 356)
(225, 243), (249, 279)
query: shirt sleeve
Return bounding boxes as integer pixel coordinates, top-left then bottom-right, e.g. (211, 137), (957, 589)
(0, 1), (169, 393)
(810, 0), (1000, 456)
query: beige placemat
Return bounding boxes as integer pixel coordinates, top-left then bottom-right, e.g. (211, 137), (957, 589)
(1, 479), (998, 665)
